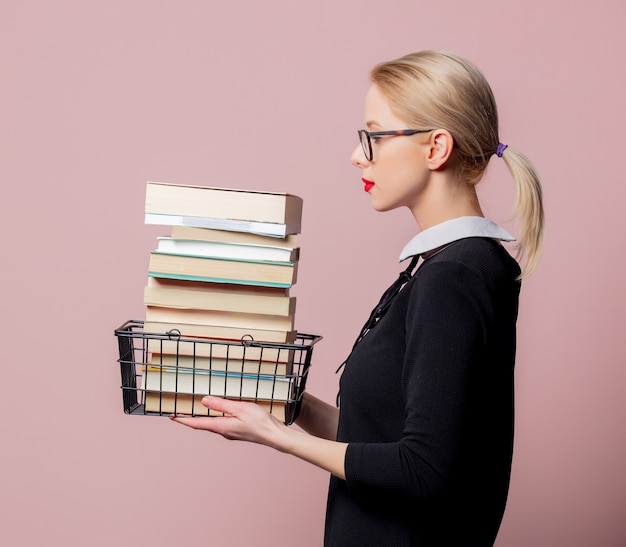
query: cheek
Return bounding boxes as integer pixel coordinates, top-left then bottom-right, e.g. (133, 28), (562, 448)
(378, 144), (423, 179)
(376, 158), (423, 191)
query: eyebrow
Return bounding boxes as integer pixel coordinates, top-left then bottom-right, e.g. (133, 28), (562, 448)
(365, 120), (383, 129)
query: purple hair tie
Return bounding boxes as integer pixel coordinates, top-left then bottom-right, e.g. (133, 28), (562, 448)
(496, 142), (508, 158)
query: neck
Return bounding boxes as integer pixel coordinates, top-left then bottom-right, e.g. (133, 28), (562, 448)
(410, 172), (483, 230)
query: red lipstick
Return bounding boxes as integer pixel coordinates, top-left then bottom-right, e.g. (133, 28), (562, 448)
(363, 178), (375, 192)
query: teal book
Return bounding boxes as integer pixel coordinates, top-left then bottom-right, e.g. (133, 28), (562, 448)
(147, 251), (298, 288)
(142, 365), (295, 402)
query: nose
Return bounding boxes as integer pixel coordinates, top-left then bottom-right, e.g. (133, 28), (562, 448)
(351, 143), (368, 167)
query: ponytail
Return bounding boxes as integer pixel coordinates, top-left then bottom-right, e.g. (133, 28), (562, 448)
(372, 50), (545, 276)
(500, 147), (544, 278)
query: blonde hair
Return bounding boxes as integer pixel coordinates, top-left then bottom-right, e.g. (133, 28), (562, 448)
(371, 50), (544, 277)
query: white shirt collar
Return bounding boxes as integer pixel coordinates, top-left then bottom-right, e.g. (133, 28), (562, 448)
(399, 216), (515, 262)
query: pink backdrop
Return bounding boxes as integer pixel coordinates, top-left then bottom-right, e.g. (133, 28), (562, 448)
(2, 1), (625, 545)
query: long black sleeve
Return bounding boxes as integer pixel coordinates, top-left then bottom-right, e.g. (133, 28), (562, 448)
(325, 238), (520, 547)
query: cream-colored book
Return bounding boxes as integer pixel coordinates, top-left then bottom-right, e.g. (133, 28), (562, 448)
(144, 277), (296, 317)
(148, 251), (298, 288)
(170, 226), (298, 248)
(144, 392), (288, 422)
(145, 306), (294, 332)
(145, 182), (303, 237)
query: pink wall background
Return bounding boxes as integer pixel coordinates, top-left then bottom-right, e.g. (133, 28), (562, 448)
(2, 1), (624, 545)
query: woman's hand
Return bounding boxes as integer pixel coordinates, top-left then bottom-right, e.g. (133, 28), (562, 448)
(170, 395), (348, 480)
(170, 396), (289, 451)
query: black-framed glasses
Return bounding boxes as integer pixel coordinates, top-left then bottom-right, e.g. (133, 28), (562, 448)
(358, 129), (434, 161)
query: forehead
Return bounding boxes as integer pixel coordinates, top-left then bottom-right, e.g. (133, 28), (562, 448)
(364, 84), (406, 129)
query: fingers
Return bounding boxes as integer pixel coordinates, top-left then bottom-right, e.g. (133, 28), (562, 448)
(168, 396), (287, 448)
(170, 415), (220, 430)
(169, 397), (263, 438)
(200, 395), (242, 416)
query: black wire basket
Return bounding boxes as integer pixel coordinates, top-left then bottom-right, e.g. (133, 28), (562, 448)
(115, 320), (322, 425)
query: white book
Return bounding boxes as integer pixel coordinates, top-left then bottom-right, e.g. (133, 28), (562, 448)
(145, 212), (297, 238)
(155, 236), (299, 263)
(142, 365), (295, 401)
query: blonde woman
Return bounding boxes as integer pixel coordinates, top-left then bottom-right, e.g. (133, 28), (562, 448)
(173, 50), (545, 547)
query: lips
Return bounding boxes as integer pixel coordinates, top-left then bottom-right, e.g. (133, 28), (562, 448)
(363, 178), (375, 192)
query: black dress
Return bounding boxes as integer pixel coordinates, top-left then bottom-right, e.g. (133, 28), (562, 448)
(324, 237), (521, 547)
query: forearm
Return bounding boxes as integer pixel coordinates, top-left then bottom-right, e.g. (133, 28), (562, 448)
(277, 425), (347, 480)
(295, 392), (339, 440)
(280, 393), (346, 478)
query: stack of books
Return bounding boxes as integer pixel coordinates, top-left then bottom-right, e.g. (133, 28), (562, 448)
(140, 181), (303, 421)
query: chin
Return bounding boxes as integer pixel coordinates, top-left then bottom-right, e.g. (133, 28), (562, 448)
(369, 200), (387, 212)
(369, 198), (399, 213)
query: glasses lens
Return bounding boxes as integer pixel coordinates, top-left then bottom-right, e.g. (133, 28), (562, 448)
(359, 131), (371, 160)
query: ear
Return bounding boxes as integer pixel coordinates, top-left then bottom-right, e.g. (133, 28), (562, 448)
(426, 129), (455, 170)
